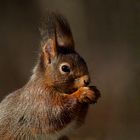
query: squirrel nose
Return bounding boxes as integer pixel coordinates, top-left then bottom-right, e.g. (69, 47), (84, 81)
(84, 79), (90, 86)
(83, 76), (90, 86)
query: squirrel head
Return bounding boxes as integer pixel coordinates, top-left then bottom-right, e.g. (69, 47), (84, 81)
(35, 12), (90, 93)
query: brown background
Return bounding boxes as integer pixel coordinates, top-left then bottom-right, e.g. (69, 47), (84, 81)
(0, 0), (140, 140)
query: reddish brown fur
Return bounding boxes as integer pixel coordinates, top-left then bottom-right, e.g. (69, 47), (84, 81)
(0, 12), (100, 140)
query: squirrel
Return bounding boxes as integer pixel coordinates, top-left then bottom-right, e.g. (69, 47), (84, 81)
(0, 12), (100, 140)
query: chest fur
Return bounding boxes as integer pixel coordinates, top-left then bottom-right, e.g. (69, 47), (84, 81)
(34, 120), (77, 140)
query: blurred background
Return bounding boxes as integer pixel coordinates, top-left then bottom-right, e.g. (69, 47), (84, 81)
(0, 0), (140, 140)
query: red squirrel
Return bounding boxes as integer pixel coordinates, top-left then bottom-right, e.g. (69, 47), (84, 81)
(0, 12), (100, 140)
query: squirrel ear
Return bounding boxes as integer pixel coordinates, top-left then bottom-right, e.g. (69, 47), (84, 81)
(55, 13), (75, 50)
(57, 33), (75, 50)
(40, 12), (75, 56)
(42, 38), (57, 64)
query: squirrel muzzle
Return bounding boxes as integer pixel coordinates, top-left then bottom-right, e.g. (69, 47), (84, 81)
(74, 75), (90, 88)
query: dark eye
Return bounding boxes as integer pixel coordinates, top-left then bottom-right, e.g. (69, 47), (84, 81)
(59, 63), (71, 74)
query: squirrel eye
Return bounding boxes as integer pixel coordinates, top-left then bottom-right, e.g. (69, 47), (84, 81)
(59, 63), (71, 74)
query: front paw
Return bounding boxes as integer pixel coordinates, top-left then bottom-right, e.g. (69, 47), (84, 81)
(77, 86), (101, 104)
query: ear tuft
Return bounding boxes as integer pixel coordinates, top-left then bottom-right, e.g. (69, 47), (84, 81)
(40, 12), (75, 51)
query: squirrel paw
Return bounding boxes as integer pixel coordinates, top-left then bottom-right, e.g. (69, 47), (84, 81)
(77, 86), (101, 104)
